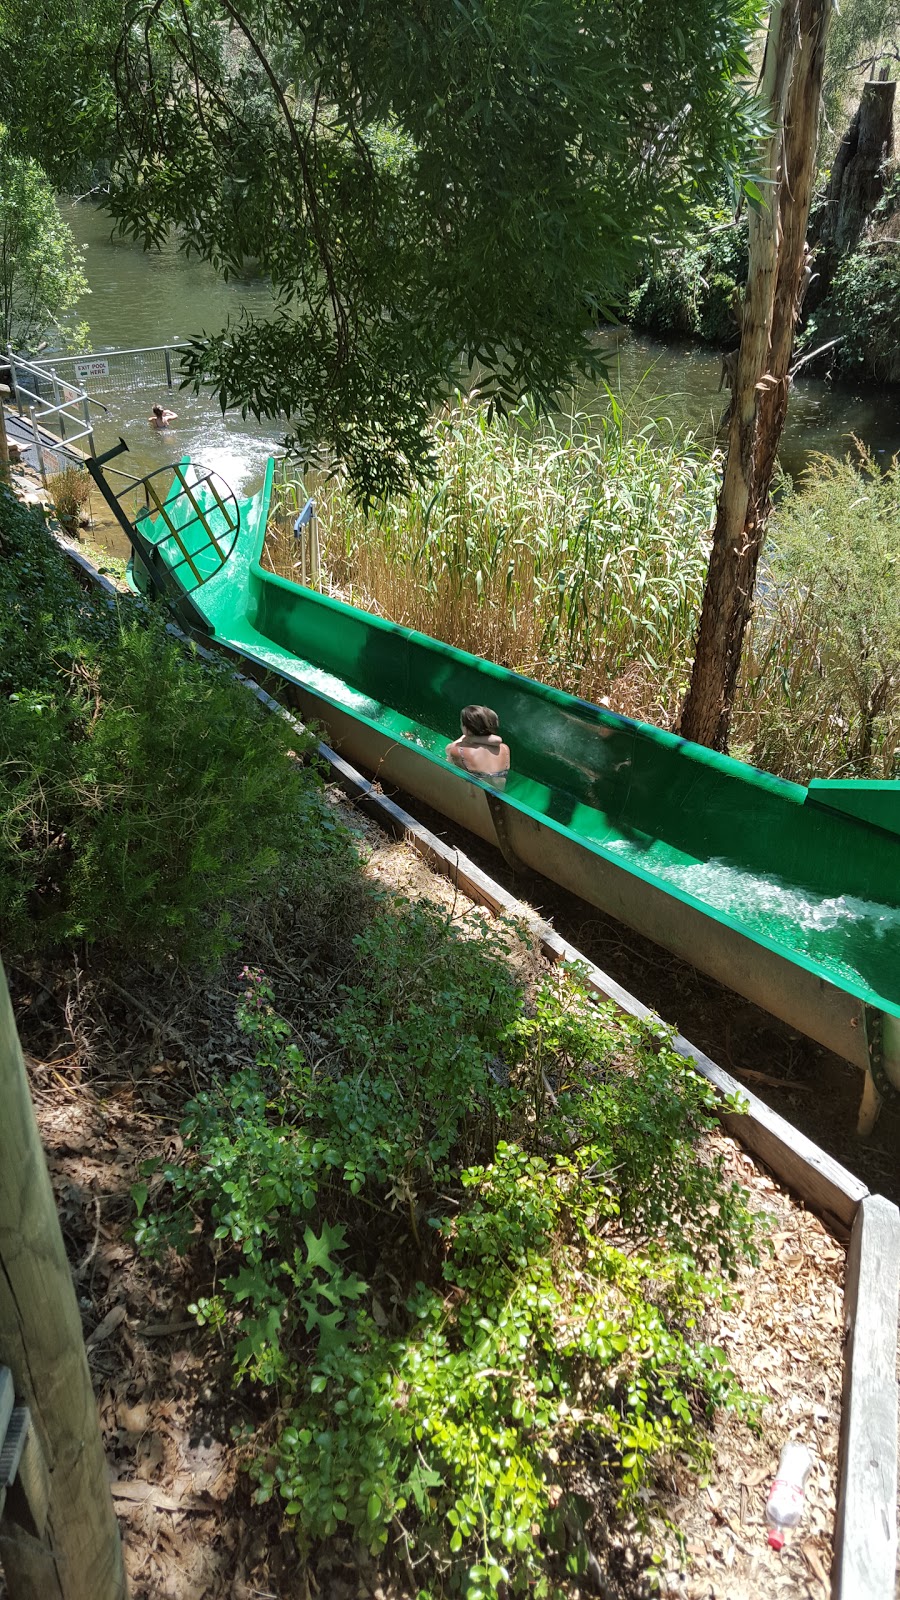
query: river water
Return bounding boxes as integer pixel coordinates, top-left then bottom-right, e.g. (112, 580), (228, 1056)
(62, 199), (900, 495)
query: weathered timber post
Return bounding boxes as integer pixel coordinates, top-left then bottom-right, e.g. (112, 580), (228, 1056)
(0, 963), (126, 1600)
(679, 0), (832, 750)
(817, 78), (896, 285)
(0, 386), (11, 485)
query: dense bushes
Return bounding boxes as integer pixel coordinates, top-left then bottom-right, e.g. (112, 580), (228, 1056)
(0, 488), (322, 963)
(806, 244), (900, 385)
(137, 953), (760, 1597)
(734, 449), (900, 779)
(626, 204), (747, 347)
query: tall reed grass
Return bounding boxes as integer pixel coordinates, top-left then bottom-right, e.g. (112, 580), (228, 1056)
(267, 399), (719, 724)
(265, 414), (899, 781)
(734, 449), (900, 780)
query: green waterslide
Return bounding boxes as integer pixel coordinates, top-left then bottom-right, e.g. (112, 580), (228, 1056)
(124, 457), (900, 1124)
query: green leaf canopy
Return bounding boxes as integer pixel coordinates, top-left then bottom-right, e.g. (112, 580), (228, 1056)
(4, 0), (762, 495)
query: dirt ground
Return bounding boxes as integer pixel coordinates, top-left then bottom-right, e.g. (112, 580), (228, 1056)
(4, 806), (846, 1600)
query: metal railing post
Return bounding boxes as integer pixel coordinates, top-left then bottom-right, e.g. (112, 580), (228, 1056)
(82, 398), (95, 456)
(51, 374), (66, 441)
(7, 346), (22, 416)
(311, 509), (321, 588)
(28, 406), (47, 484)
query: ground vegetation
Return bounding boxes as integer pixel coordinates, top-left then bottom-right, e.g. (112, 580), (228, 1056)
(733, 448), (900, 778)
(0, 488), (322, 963)
(0, 490), (778, 1597)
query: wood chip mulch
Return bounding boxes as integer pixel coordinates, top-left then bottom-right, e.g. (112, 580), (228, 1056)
(647, 1134), (843, 1600)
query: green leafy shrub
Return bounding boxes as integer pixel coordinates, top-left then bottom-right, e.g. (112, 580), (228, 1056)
(807, 243), (900, 383)
(0, 490), (324, 962)
(0, 488), (88, 690)
(627, 205), (748, 346)
(0, 128), (89, 351)
(138, 957), (762, 1597)
(734, 448), (900, 779)
(47, 465), (92, 536)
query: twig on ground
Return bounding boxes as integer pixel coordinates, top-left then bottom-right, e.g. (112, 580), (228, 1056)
(102, 977), (199, 1085)
(76, 1194), (102, 1282)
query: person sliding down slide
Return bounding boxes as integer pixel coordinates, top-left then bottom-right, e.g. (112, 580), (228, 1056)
(446, 705), (510, 790)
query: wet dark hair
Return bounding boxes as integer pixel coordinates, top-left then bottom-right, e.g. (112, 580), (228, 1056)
(152, 404), (164, 418)
(461, 704), (500, 736)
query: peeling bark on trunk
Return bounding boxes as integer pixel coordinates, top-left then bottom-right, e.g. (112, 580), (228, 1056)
(679, 0), (832, 751)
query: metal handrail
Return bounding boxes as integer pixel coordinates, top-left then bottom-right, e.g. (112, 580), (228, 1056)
(7, 350), (97, 479)
(35, 343), (192, 365)
(29, 342), (193, 398)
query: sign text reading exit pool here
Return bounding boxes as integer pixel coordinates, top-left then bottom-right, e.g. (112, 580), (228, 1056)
(73, 358), (110, 382)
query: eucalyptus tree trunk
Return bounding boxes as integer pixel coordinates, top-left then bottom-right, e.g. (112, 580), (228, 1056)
(679, 0), (832, 750)
(0, 964), (126, 1600)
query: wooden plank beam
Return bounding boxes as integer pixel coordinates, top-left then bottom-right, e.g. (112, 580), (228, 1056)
(834, 1194), (900, 1599)
(0, 965), (126, 1599)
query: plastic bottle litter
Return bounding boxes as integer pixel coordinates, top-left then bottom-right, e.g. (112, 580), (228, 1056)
(765, 1442), (813, 1549)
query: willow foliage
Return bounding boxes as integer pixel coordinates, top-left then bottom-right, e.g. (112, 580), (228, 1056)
(4, 0), (763, 497)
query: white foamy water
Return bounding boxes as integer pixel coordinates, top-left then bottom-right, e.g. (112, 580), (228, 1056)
(291, 663), (383, 719)
(601, 836), (900, 992)
(626, 854), (900, 994)
(657, 858), (900, 938)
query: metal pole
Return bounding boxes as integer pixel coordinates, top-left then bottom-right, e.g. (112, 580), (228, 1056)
(28, 406), (47, 485)
(312, 508), (321, 587)
(7, 345), (22, 416)
(164, 348), (173, 389)
(51, 374), (66, 441)
(82, 397), (95, 457)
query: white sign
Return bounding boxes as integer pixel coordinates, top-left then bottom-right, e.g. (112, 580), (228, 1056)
(73, 357), (110, 382)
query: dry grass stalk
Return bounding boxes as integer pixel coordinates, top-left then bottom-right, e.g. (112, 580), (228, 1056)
(48, 465), (92, 536)
(266, 401), (719, 726)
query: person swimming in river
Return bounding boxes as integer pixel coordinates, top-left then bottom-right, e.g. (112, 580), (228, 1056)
(149, 403), (177, 429)
(446, 705), (510, 789)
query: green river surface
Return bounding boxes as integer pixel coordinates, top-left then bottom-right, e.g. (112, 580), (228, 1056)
(61, 200), (900, 497)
